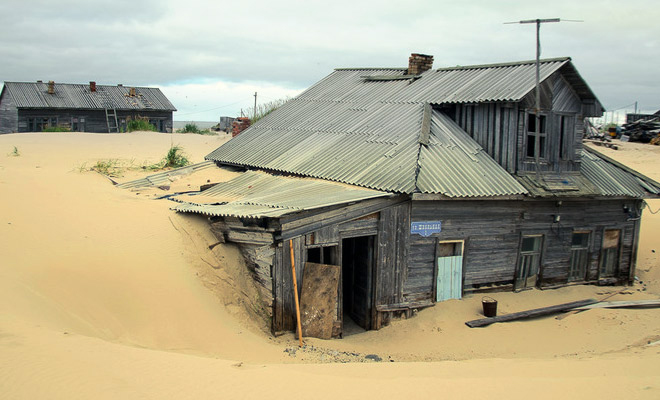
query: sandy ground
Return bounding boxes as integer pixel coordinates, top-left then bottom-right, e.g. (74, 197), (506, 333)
(1, 132), (659, 399)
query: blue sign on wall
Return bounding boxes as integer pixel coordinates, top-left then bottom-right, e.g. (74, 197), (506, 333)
(411, 221), (442, 237)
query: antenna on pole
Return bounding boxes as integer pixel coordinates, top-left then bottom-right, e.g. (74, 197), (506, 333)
(505, 18), (581, 180)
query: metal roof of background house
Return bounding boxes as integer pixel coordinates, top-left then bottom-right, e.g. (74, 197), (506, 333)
(207, 58), (598, 196)
(2, 81), (176, 111)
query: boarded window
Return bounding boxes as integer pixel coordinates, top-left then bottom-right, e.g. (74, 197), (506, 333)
(559, 115), (575, 160)
(569, 231), (590, 281)
(599, 229), (621, 277)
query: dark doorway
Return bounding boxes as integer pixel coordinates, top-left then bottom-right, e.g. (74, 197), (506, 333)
(342, 235), (375, 331)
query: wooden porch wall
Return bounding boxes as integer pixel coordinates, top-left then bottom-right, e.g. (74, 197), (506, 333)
(272, 202), (410, 333)
(408, 199), (640, 301)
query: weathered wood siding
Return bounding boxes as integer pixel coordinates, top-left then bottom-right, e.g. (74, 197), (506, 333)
(15, 109), (173, 133)
(408, 199), (641, 300)
(453, 102), (520, 173)
(0, 89), (18, 134)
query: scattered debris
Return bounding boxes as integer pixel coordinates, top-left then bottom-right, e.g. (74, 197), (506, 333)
(622, 118), (660, 143)
(283, 345), (384, 363)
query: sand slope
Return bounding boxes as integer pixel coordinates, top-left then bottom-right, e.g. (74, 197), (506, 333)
(1, 132), (659, 399)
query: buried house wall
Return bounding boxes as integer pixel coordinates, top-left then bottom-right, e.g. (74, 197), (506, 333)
(408, 198), (641, 300)
(209, 197), (642, 335)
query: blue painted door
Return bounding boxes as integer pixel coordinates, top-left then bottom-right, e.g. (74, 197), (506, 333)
(436, 242), (463, 302)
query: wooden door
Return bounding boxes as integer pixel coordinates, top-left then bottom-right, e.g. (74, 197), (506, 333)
(436, 241), (463, 302)
(599, 229), (621, 278)
(515, 235), (543, 290)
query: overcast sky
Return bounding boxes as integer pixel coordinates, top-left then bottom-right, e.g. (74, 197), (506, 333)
(1, 0), (658, 121)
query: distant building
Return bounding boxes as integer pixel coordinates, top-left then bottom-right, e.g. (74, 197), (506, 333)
(0, 81), (176, 134)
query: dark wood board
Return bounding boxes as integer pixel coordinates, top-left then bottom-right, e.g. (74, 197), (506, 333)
(299, 262), (341, 339)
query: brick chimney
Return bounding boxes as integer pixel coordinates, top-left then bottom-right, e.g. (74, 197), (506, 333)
(408, 53), (434, 75)
(48, 81), (55, 94)
(129, 87), (136, 97)
(90, 81), (97, 92)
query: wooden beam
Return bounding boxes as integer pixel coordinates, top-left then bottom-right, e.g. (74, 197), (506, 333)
(465, 298), (598, 328)
(419, 103), (431, 146)
(571, 300), (660, 310)
(279, 196), (408, 241)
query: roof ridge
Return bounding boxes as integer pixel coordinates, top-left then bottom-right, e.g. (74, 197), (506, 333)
(4, 81), (159, 89)
(332, 57), (571, 73)
(433, 57), (571, 72)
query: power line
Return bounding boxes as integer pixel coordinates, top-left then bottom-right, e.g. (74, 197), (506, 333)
(174, 97), (253, 117)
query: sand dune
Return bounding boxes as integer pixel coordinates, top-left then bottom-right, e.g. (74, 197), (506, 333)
(1, 132), (659, 399)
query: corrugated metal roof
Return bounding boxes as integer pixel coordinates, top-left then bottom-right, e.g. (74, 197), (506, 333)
(206, 58), (598, 196)
(3, 81), (176, 111)
(172, 170), (392, 218)
(516, 149), (660, 198)
(417, 112), (527, 196)
(116, 161), (216, 189)
(581, 149), (660, 197)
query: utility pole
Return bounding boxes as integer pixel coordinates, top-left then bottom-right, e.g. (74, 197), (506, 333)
(506, 18), (580, 180)
(253, 92), (257, 121)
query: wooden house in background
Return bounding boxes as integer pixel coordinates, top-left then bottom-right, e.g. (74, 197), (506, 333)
(0, 81), (176, 133)
(127, 54), (660, 337)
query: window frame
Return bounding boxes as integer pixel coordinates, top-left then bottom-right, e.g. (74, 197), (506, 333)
(525, 112), (549, 160)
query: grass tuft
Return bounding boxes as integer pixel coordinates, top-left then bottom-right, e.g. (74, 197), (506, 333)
(8, 146), (20, 157)
(91, 159), (122, 176)
(162, 145), (189, 168)
(126, 116), (157, 132)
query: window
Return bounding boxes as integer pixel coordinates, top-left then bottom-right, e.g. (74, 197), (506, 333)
(569, 231), (590, 281)
(599, 229), (621, 278)
(516, 235), (543, 290)
(526, 113), (547, 159)
(307, 245), (338, 265)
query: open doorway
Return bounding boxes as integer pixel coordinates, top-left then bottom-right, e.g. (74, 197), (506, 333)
(342, 235), (376, 332)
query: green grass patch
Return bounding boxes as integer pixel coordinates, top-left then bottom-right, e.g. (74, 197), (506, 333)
(177, 123), (217, 135)
(42, 125), (70, 132)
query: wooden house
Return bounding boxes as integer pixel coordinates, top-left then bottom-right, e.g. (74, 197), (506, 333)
(139, 54), (660, 337)
(0, 81), (176, 133)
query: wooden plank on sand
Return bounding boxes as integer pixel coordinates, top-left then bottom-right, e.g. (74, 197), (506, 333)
(571, 300), (660, 310)
(465, 299), (598, 328)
